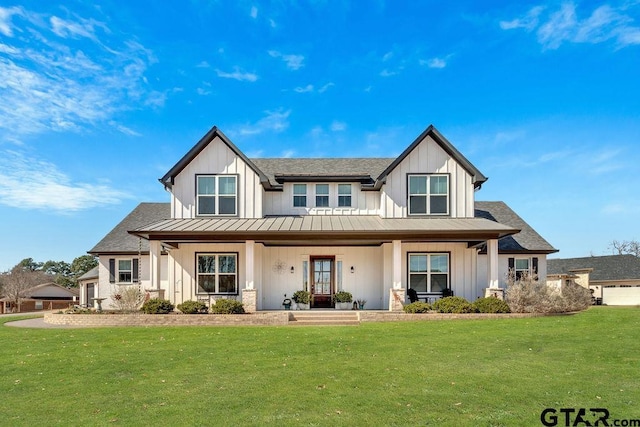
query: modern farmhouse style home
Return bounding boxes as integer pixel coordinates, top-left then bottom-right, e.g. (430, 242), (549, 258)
(86, 125), (556, 311)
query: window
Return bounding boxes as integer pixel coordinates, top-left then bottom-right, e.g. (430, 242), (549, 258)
(197, 253), (238, 294)
(408, 174), (449, 215)
(316, 184), (329, 207)
(514, 258), (530, 280)
(35, 301), (43, 310)
(197, 175), (237, 216)
(293, 184), (307, 207)
(408, 253), (449, 293)
(338, 184), (352, 207)
(118, 259), (132, 283)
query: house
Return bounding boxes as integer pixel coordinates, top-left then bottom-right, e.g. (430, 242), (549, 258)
(548, 255), (640, 305)
(77, 266), (99, 307)
(0, 282), (78, 313)
(87, 125), (557, 311)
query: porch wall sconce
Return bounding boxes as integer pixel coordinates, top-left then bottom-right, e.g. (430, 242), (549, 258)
(350, 266), (355, 274)
(290, 266), (295, 274)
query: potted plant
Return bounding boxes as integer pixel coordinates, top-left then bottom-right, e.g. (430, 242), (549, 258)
(292, 290), (311, 310)
(357, 298), (367, 310)
(282, 294), (292, 310)
(333, 291), (353, 310)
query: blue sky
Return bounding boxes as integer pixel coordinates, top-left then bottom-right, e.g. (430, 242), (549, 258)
(0, 0), (639, 271)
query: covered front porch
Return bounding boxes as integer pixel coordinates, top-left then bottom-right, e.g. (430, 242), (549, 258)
(131, 216), (517, 311)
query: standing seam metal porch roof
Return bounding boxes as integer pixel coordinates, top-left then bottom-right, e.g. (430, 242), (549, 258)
(129, 215), (519, 242)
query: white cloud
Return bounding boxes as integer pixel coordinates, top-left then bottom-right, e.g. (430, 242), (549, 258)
(268, 50), (305, 70)
(196, 60), (210, 68)
(269, 19), (277, 28)
(294, 84), (314, 93)
(215, 67), (258, 82)
(0, 149), (130, 211)
(108, 121), (141, 137)
(0, 6), (22, 36)
(250, 6), (258, 19)
(379, 69), (397, 77)
(197, 87), (211, 96)
(281, 149), (295, 158)
(502, 3), (640, 49)
(330, 121), (346, 132)
(424, 57), (447, 68)
(318, 82), (334, 93)
(382, 51), (393, 61)
(233, 109), (291, 136)
(0, 6), (160, 140)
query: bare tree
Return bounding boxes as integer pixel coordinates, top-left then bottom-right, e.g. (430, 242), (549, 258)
(0, 266), (49, 313)
(609, 240), (640, 257)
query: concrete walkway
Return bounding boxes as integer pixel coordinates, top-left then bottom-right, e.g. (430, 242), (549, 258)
(2, 312), (79, 329)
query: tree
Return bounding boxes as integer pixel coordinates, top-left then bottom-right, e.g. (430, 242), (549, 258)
(609, 240), (640, 257)
(70, 255), (98, 279)
(17, 257), (43, 272)
(0, 266), (49, 313)
(42, 260), (73, 287)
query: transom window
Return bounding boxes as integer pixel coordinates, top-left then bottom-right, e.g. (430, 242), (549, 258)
(293, 184), (307, 207)
(118, 259), (132, 283)
(197, 253), (238, 294)
(197, 175), (237, 216)
(408, 174), (449, 215)
(408, 253), (449, 293)
(316, 184), (329, 207)
(338, 184), (352, 207)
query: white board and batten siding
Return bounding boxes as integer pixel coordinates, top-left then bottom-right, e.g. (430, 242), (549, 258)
(170, 136), (264, 219)
(263, 182), (380, 216)
(380, 134), (476, 219)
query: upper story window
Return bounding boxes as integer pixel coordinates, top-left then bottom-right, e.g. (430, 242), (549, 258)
(293, 184), (307, 207)
(338, 184), (352, 207)
(197, 175), (237, 216)
(316, 184), (329, 207)
(408, 174), (449, 215)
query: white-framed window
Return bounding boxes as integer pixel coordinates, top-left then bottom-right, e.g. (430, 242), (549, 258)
(118, 259), (133, 283)
(338, 184), (352, 207)
(514, 258), (530, 280)
(293, 184), (307, 207)
(316, 184), (329, 207)
(408, 174), (449, 215)
(408, 253), (449, 293)
(35, 301), (43, 310)
(196, 253), (238, 294)
(196, 175), (237, 216)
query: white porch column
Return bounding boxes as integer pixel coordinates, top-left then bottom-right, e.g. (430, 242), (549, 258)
(389, 240), (405, 311)
(487, 239), (499, 288)
(242, 240), (257, 312)
(245, 240), (255, 290)
(149, 240), (162, 291)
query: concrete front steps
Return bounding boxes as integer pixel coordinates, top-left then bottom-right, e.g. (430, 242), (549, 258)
(289, 310), (360, 326)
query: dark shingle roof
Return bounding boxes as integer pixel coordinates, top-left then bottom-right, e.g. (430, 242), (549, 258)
(548, 255), (640, 281)
(88, 203), (170, 254)
(475, 201), (558, 254)
(251, 158), (393, 186)
(78, 266), (99, 281)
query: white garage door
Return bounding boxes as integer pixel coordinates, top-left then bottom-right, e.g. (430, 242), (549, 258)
(603, 286), (640, 305)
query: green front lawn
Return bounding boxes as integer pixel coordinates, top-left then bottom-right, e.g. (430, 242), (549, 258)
(1, 307), (638, 426)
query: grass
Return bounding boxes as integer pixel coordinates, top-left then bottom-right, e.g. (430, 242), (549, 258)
(0, 307), (638, 426)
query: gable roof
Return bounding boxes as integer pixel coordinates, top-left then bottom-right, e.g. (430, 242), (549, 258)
(548, 255), (640, 281)
(376, 125), (488, 189)
(159, 126), (272, 189)
(88, 203), (171, 254)
(475, 201), (558, 254)
(78, 266), (99, 281)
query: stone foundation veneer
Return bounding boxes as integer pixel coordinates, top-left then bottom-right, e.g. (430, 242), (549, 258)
(389, 288), (406, 311)
(45, 312), (289, 327)
(242, 289), (257, 313)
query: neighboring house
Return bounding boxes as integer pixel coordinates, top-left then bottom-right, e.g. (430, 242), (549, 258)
(548, 255), (640, 305)
(78, 266), (99, 308)
(0, 283), (78, 313)
(88, 125), (557, 311)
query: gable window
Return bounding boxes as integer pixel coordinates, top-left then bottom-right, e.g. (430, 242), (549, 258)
(197, 175), (237, 216)
(293, 184), (307, 207)
(316, 184), (329, 207)
(197, 253), (238, 294)
(408, 253), (449, 293)
(338, 184), (352, 207)
(408, 174), (449, 215)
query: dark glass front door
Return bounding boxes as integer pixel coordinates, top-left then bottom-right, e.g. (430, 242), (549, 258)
(311, 257), (334, 308)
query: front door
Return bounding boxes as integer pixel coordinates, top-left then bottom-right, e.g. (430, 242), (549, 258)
(311, 257), (334, 308)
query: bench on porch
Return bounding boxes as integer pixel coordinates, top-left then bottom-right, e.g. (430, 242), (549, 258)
(407, 288), (454, 304)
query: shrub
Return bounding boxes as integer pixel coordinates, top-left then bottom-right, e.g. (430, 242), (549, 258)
(141, 298), (175, 314)
(292, 290), (311, 304)
(110, 285), (145, 312)
(432, 296), (474, 313)
(472, 297), (511, 313)
(333, 291), (353, 303)
(210, 299), (245, 314)
(403, 301), (431, 313)
(177, 300), (208, 314)
(558, 282), (592, 312)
